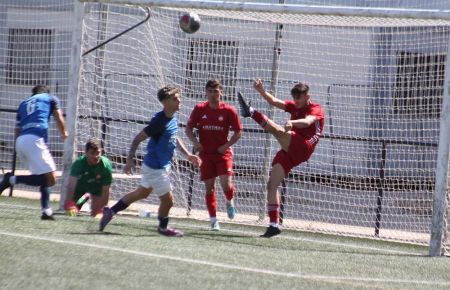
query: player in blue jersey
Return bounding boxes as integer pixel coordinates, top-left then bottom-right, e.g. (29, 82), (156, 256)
(99, 85), (201, 236)
(0, 85), (68, 220)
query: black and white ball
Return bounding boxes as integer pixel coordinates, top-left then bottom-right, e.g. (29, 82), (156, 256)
(179, 12), (201, 34)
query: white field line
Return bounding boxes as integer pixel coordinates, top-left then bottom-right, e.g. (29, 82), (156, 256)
(0, 230), (448, 287)
(0, 202), (425, 256)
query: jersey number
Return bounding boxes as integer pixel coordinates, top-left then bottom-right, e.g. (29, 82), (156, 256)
(26, 98), (37, 115)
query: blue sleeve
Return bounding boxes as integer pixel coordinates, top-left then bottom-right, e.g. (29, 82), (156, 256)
(50, 95), (61, 113)
(143, 113), (168, 140)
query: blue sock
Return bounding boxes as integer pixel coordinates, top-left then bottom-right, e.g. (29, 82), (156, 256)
(40, 186), (50, 210)
(16, 174), (47, 187)
(111, 199), (129, 214)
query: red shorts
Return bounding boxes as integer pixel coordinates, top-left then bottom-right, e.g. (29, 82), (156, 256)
(272, 131), (314, 175)
(200, 153), (233, 181)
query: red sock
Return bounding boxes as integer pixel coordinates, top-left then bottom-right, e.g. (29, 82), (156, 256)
(224, 186), (234, 202)
(205, 192), (217, 218)
(267, 203), (280, 224)
(251, 110), (268, 128)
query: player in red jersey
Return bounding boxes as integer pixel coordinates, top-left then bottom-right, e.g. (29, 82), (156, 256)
(186, 79), (243, 230)
(238, 79), (324, 237)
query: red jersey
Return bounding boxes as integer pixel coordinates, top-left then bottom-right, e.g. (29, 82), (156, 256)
(284, 100), (324, 146)
(187, 101), (242, 155)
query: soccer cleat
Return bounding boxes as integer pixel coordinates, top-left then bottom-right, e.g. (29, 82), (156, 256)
(226, 203), (236, 220)
(41, 212), (55, 221)
(237, 92), (252, 118)
(0, 172), (12, 195)
(99, 206), (113, 231)
(260, 225), (281, 238)
(157, 227), (184, 237)
(211, 220), (220, 231)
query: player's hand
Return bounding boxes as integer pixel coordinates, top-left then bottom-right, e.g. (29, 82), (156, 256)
(253, 79), (265, 94)
(217, 145), (227, 155)
(284, 120), (293, 132)
(187, 154), (201, 167)
(64, 200), (78, 216)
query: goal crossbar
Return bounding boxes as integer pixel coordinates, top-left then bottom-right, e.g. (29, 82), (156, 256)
(80, 0), (450, 20)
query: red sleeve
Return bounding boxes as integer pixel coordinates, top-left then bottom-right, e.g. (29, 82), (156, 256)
(284, 100), (296, 114)
(228, 106), (243, 131)
(187, 105), (199, 129)
(309, 104), (324, 121)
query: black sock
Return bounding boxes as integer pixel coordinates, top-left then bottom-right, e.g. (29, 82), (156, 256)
(40, 186), (50, 210)
(16, 174), (47, 187)
(111, 199), (129, 214)
(158, 216), (169, 229)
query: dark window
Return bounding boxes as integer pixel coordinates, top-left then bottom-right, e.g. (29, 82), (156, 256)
(394, 51), (445, 119)
(7, 28), (53, 85)
(185, 39), (239, 101)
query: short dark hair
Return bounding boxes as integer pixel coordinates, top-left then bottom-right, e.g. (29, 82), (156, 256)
(205, 79), (223, 90)
(32, 85), (50, 96)
(291, 83), (309, 97)
(157, 85), (181, 102)
(85, 138), (102, 152)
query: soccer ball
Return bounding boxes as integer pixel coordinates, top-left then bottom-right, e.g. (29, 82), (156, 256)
(179, 12), (201, 34)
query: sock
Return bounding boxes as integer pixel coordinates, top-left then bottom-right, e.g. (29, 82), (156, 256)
(111, 199), (129, 214)
(210, 217), (217, 224)
(16, 174), (47, 187)
(158, 216), (169, 229)
(251, 110), (268, 128)
(267, 203), (280, 226)
(205, 192), (217, 218)
(40, 186), (51, 210)
(43, 207), (53, 216)
(225, 186), (234, 202)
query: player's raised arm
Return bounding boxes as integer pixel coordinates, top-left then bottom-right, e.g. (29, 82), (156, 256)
(124, 130), (148, 174)
(253, 78), (285, 110)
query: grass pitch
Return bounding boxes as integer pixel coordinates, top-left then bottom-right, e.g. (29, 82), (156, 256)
(0, 196), (449, 290)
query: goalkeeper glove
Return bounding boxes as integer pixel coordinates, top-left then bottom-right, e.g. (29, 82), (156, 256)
(64, 200), (78, 216)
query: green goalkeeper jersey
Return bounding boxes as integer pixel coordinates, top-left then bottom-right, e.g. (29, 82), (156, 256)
(70, 155), (113, 197)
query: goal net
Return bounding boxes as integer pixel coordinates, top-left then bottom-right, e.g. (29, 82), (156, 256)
(76, 1), (450, 254)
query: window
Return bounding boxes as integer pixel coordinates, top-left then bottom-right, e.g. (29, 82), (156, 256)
(185, 39), (239, 101)
(7, 28), (53, 85)
(393, 51), (445, 119)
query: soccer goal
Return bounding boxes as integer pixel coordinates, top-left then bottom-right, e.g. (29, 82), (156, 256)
(73, 0), (450, 256)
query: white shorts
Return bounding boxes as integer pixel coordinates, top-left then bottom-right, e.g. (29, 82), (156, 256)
(16, 134), (56, 175)
(140, 164), (172, 197)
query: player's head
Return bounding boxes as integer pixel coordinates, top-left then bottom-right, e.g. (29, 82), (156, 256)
(31, 85), (50, 96)
(205, 79), (223, 104)
(85, 138), (102, 165)
(291, 82), (310, 108)
(157, 85), (181, 112)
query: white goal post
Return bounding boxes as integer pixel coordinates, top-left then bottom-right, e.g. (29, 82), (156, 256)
(74, 0), (450, 256)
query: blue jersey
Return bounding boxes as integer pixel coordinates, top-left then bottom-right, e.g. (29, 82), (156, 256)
(143, 111), (178, 170)
(16, 93), (60, 141)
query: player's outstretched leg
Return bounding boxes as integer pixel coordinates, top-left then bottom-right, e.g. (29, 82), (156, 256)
(0, 172), (12, 195)
(99, 206), (114, 231)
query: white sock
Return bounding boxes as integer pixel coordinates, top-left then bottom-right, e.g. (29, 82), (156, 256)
(270, 223), (279, 228)
(9, 176), (16, 185)
(249, 107), (255, 115)
(43, 207), (53, 216)
(210, 217), (217, 224)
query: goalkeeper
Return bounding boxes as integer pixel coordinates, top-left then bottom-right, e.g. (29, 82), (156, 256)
(238, 79), (324, 237)
(64, 139), (113, 217)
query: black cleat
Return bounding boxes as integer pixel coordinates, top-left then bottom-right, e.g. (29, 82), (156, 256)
(260, 225), (281, 238)
(237, 92), (252, 118)
(0, 172), (12, 195)
(41, 212), (55, 221)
